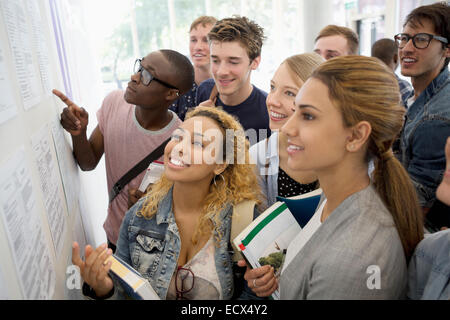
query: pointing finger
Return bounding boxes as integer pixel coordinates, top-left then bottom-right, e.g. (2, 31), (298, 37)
(53, 89), (82, 113)
(71, 242), (84, 271)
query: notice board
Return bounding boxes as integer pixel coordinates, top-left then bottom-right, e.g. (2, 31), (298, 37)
(0, 0), (106, 299)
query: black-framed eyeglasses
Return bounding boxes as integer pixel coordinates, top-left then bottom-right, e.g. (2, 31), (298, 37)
(394, 33), (448, 49)
(133, 58), (178, 90)
(175, 266), (194, 300)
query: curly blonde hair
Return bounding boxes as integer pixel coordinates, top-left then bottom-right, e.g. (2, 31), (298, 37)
(137, 106), (261, 245)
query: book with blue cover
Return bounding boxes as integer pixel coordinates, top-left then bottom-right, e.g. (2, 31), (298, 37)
(276, 188), (322, 228)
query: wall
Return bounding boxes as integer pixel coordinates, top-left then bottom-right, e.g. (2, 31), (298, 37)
(0, 0), (106, 299)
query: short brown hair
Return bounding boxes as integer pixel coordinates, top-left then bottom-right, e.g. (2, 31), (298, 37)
(190, 16), (217, 32)
(315, 25), (359, 55)
(207, 15), (265, 61)
(403, 2), (450, 68)
(371, 38), (398, 66)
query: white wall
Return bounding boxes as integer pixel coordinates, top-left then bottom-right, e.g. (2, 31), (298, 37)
(0, 0), (107, 299)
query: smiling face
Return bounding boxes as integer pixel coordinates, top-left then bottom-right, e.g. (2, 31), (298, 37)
(210, 40), (260, 104)
(399, 19), (449, 87)
(266, 62), (302, 131)
(164, 116), (226, 185)
(281, 78), (352, 172)
(189, 23), (214, 69)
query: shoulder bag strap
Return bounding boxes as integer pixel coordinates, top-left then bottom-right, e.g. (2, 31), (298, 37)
(230, 200), (256, 262)
(108, 137), (170, 203)
(208, 84), (218, 106)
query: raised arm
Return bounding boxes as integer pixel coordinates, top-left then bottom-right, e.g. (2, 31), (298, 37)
(54, 89), (104, 171)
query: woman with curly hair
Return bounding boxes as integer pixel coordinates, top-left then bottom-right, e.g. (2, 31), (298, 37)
(72, 106), (262, 300)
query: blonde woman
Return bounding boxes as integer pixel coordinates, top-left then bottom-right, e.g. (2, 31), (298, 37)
(72, 106), (262, 300)
(250, 53), (323, 210)
(242, 56), (424, 299)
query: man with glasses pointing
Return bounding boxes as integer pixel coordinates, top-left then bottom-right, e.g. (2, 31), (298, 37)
(55, 50), (194, 250)
(397, 3), (450, 231)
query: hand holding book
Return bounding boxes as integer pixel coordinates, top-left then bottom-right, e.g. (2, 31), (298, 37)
(232, 188), (322, 299)
(237, 260), (278, 298)
(72, 242), (114, 298)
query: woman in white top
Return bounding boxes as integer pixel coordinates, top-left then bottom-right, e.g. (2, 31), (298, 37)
(249, 53), (324, 211)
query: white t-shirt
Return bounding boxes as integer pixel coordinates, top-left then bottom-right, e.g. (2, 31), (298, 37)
(406, 96), (416, 108)
(282, 199), (326, 273)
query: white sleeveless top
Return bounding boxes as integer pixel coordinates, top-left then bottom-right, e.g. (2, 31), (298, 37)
(166, 237), (222, 300)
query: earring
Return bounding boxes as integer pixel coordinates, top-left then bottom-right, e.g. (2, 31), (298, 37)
(213, 173), (225, 187)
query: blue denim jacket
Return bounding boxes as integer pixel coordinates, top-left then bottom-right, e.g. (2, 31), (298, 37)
(113, 188), (236, 299)
(407, 229), (450, 300)
(400, 68), (450, 208)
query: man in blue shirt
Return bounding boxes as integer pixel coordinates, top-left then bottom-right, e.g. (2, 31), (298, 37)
(196, 16), (270, 145)
(396, 2), (450, 230)
(169, 16), (217, 121)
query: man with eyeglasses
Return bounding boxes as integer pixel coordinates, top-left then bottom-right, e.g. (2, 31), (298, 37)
(54, 50), (194, 251)
(396, 2), (450, 232)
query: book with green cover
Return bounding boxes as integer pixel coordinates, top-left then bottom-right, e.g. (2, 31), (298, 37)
(232, 188), (322, 300)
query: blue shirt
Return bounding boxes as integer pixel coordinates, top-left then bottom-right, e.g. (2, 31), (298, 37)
(407, 229), (450, 300)
(400, 68), (450, 208)
(169, 82), (197, 121)
(196, 78), (271, 145)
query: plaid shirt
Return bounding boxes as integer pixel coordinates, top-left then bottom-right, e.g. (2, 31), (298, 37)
(396, 74), (413, 108)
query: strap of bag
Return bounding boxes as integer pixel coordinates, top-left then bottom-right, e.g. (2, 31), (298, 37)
(108, 137), (170, 203)
(230, 200), (256, 262)
(208, 84), (218, 106)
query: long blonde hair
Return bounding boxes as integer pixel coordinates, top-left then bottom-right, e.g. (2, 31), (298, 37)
(138, 106), (261, 244)
(311, 55), (423, 261)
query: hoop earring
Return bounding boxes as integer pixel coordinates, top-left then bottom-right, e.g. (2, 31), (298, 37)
(213, 173), (225, 187)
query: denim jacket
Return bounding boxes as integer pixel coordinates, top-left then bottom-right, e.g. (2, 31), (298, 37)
(407, 229), (450, 300)
(112, 188), (236, 299)
(400, 68), (450, 208)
